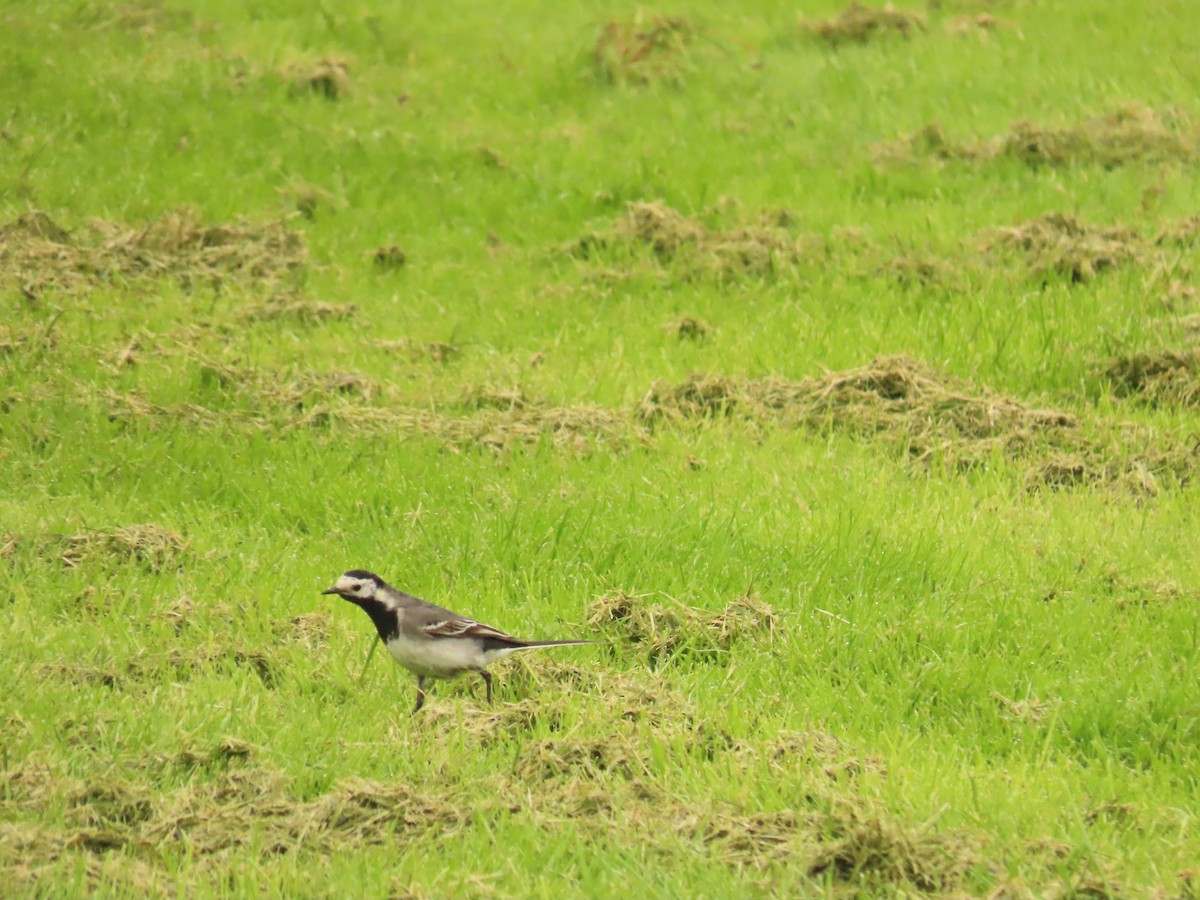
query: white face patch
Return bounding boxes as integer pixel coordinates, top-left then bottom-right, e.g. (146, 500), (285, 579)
(336, 575), (375, 599)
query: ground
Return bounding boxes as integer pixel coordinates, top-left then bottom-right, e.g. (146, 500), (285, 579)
(2, 0), (1199, 897)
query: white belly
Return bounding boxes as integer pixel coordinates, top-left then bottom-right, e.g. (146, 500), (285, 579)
(384, 632), (502, 679)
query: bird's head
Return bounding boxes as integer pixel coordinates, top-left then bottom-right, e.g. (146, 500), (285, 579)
(322, 570), (384, 602)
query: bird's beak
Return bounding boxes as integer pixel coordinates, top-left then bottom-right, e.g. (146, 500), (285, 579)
(321, 587), (340, 596)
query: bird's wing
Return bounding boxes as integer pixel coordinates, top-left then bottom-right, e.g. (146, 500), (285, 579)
(420, 617), (521, 644)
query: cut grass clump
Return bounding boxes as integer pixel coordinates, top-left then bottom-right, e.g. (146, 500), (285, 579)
(286, 57), (351, 100)
(875, 251), (956, 288)
(462, 384), (528, 411)
(994, 692), (1051, 723)
(943, 12), (1004, 39)
(516, 735), (649, 780)
(983, 213), (1143, 282)
(309, 778), (470, 840)
(502, 659), (700, 727)
(416, 698), (564, 744)
(0, 209), (305, 295)
(171, 737), (258, 772)
(682, 793), (976, 889)
(664, 315), (711, 341)
(196, 361), (380, 408)
(372, 244), (407, 271)
(803, 3), (926, 46)
(1102, 572), (1189, 611)
(592, 14), (697, 85)
(572, 201), (807, 281)
(983, 211), (1200, 282)
(238, 297), (357, 325)
(710, 593), (779, 643)
(0, 322), (57, 356)
(0, 769), (472, 887)
(96, 382), (641, 453)
(586, 590), (777, 666)
(999, 105), (1198, 169)
(1025, 455), (1094, 492)
(415, 661), (705, 735)
(39, 649), (287, 694)
(138, 770), (469, 856)
(36, 645), (283, 694)
(1102, 349), (1200, 407)
(83, 1), (195, 36)
(756, 730), (887, 781)
(374, 338), (462, 363)
(37, 662), (124, 688)
(878, 105), (1198, 169)
(571, 202), (1187, 286)
(1156, 215), (1200, 247)
(65, 781), (156, 828)
(280, 612), (332, 650)
(279, 181), (341, 220)
(9, 524), (188, 573)
(638, 356), (1200, 492)
(683, 809), (802, 866)
(873, 123), (988, 164)
(126, 644), (280, 687)
(638, 355), (1076, 452)
(806, 802), (978, 891)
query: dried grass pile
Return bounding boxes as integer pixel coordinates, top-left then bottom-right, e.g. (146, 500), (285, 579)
(0, 209), (305, 296)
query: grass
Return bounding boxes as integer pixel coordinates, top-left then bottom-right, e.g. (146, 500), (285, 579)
(2, 0), (1200, 896)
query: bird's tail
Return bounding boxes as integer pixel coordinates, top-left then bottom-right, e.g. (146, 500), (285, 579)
(517, 639), (600, 649)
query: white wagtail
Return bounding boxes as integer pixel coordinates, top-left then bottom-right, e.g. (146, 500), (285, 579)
(322, 569), (595, 713)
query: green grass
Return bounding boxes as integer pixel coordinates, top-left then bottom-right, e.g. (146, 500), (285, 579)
(3, 0), (1200, 896)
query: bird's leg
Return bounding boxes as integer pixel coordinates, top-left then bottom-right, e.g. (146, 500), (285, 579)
(412, 676), (426, 714)
(480, 670), (493, 705)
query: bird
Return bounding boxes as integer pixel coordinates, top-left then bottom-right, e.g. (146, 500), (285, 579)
(322, 569), (596, 713)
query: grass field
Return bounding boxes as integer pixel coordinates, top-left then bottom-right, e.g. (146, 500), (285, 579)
(3, 0), (1200, 896)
